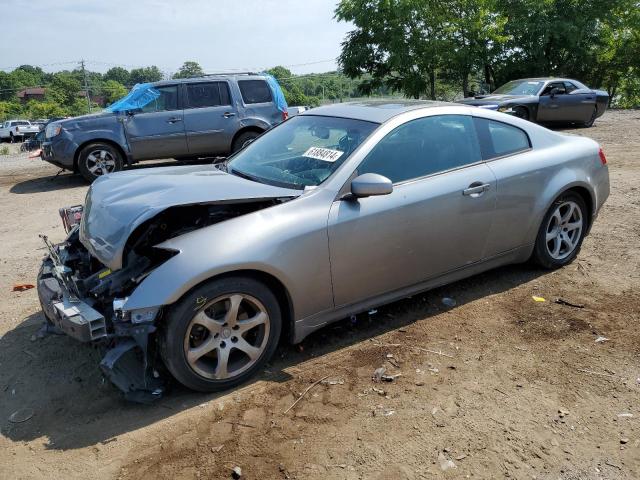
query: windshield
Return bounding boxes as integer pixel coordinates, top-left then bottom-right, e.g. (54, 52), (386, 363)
(227, 115), (378, 189)
(493, 80), (544, 96)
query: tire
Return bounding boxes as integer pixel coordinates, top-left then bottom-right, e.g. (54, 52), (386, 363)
(531, 192), (588, 269)
(160, 276), (282, 392)
(582, 106), (598, 128)
(513, 106), (530, 121)
(232, 131), (261, 153)
(9, 133), (15, 143)
(77, 142), (123, 182)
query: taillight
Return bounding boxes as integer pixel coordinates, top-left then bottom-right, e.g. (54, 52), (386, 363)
(282, 110), (288, 121)
(598, 147), (607, 165)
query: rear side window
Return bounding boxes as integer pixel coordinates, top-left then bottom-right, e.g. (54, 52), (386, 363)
(141, 85), (179, 113)
(357, 115), (481, 184)
(238, 79), (272, 104)
(474, 118), (531, 159)
(186, 82), (231, 108)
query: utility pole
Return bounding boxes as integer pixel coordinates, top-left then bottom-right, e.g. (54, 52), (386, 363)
(80, 59), (91, 114)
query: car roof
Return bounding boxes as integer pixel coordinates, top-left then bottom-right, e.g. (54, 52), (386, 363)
(151, 74), (268, 87)
(301, 99), (458, 123)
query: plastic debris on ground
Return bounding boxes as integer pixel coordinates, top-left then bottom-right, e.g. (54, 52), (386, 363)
(532, 295), (546, 302)
(595, 336), (610, 343)
(12, 283), (35, 292)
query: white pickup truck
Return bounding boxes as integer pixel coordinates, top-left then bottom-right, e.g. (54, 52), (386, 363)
(0, 120), (40, 142)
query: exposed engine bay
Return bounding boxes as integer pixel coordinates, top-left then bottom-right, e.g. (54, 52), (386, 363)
(37, 198), (286, 402)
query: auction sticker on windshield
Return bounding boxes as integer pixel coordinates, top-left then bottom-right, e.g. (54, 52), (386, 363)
(303, 147), (344, 162)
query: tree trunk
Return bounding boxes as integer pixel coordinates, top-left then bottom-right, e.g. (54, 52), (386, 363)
(429, 70), (436, 100)
(462, 73), (469, 98)
(484, 63), (493, 92)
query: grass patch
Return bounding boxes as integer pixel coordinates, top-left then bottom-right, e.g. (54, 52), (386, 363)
(0, 146), (10, 156)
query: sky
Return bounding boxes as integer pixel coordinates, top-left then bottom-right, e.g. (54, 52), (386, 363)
(0, 0), (352, 76)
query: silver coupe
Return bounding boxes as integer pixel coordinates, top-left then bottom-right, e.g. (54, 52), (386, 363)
(37, 101), (610, 400)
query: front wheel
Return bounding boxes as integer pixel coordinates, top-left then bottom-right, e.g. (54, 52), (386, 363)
(531, 193), (587, 269)
(231, 131), (261, 153)
(513, 106), (530, 121)
(77, 142), (123, 182)
(160, 276), (282, 392)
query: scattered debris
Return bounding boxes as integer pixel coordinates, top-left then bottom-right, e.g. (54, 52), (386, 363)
(605, 460), (622, 470)
(620, 438), (629, 444)
(455, 453), (467, 461)
(231, 465), (242, 479)
(12, 283), (35, 292)
(283, 375), (331, 414)
(558, 408), (570, 418)
(9, 408), (34, 423)
(415, 347), (455, 358)
(554, 298), (585, 308)
(381, 373), (402, 382)
(595, 336), (610, 343)
(532, 295), (546, 302)
(321, 378), (344, 386)
(438, 452), (456, 471)
(211, 445), (224, 453)
(441, 297), (456, 308)
(372, 387), (386, 396)
(617, 412), (633, 418)
(415, 381), (425, 386)
(368, 309), (378, 315)
(372, 367), (386, 383)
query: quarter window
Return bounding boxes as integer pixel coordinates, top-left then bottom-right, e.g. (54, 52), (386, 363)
(186, 82), (231, 108)
(473, 118), (531, 159)
(238, 79), (272, 104)
(140, 85), (179, 113)
(357, 115), (481, 184)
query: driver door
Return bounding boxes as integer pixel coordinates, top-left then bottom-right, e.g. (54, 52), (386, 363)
(328, 115), (496, 308)
(538, 82), (573, 122)
(124, 84), (188, 160)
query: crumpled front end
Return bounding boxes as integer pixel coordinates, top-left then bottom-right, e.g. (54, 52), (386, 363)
(37, 229), (165, 402)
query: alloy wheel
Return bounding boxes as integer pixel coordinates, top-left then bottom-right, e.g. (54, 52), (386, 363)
(86, 149), (117, 176)
(183, 294), (270, 380)
(545, 200), (583, 260)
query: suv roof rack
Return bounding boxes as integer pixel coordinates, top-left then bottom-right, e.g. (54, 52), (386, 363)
(201, 71), (261, 77)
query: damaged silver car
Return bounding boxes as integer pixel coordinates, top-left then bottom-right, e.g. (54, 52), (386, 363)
(37, 101), (609, 401)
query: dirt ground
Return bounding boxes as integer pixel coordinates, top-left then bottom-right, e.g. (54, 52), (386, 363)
(0, 111), (638, 480)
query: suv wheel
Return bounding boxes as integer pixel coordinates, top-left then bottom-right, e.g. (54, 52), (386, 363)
(531, 192), (587, 269)
(160, 276), (282, 392)
(232, 131), (261, 153)
(77, 142), (123, 182)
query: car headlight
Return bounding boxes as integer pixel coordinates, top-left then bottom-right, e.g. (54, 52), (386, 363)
(497, 106), (512, 113)
(45, 123), (62, 139)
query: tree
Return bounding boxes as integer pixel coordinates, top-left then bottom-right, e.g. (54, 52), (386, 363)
(173, 61), (205, 79)
(102, 80), (128, 103)
(104, 66), (130, 86)
(47, 72), (82, 107)
(129, 66), (163, 84)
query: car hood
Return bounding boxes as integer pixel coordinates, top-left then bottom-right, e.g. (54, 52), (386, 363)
(79, 164), (302, 271)
(458, 94), (533, 106)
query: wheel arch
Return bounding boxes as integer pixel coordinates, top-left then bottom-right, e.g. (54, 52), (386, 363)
(231, 126), (265, 149)
(161, 269), (296, 345)
(73, 139), (127, 172)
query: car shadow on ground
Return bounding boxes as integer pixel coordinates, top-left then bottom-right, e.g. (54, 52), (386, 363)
(9, 158), (215, 194)
(0, 263), (545, 451)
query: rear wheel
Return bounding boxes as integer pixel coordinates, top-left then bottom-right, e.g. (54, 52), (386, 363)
(232, 131), (261, 153)
(160, 276), (282, 392)
(77, 142), (123, 182)
(531, 192), (587, 269)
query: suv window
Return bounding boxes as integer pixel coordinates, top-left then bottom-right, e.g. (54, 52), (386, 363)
(357, 115), (481, 184)
(140, 85), (179, 113)
(186, 82), (231, 108)
(474, 118), (530, 159)
(238, 79), (272, 104)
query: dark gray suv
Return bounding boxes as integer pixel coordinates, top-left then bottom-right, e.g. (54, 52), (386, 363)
(42, 73), (288, 182)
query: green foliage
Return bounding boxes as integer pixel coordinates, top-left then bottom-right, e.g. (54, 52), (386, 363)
(24, 100), (66, 119)
(0, 146), (10, 156)
(336, 0), (640, 101)
(173, 61), (205, 79)
(102, 80), (128, 104)
(104, 67), (130, 85)
(129, 66), (163, 84)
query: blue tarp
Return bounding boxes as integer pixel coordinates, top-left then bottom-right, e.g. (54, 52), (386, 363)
(105, 83), (160, 113)
(262, 73), (288, 114)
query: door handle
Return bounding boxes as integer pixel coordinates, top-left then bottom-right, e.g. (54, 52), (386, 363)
(463, 183), (491, 196)
(223, 112), (237, 118)
(167, 117), (182, 123)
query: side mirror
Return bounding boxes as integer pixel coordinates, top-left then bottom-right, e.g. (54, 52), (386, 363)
(348, 173), (393, 199)
(549, 87), (561, 97)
